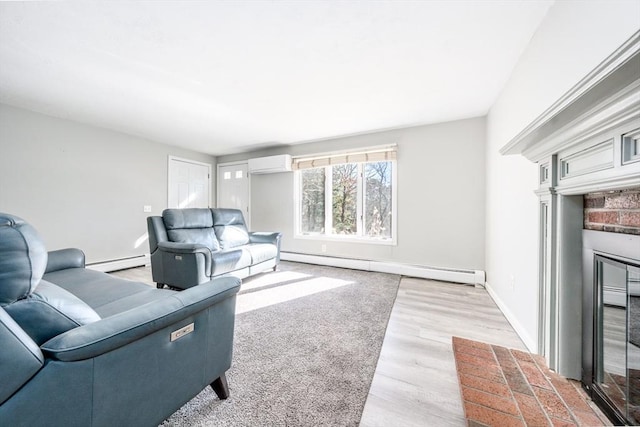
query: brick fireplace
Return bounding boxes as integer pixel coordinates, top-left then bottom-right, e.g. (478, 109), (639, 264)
(584, 189), (640, 235)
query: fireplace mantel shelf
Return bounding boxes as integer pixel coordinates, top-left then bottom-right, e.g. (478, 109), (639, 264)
(500, 31), (640, 164)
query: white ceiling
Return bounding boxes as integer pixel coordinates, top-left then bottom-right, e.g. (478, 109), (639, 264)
(0, 1), (553, 155)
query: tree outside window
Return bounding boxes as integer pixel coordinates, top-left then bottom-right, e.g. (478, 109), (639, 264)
(332, 164), (358, 235)
(300, 168), (325, 233)
(364, 162), (392, 238)
(298, 160), (394, 240)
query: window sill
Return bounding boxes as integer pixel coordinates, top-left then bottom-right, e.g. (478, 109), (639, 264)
(294, 233), (397, 246)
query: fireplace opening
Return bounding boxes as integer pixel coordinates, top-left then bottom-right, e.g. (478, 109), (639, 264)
(594, 255), (640, 424)
(583, 230), (640, 425)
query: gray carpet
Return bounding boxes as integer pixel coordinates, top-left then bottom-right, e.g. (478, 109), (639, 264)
(161, 261), (400, 426)
(630, 296), (640, 347)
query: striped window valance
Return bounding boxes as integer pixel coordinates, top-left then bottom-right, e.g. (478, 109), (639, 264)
(291, 145), (397, 170)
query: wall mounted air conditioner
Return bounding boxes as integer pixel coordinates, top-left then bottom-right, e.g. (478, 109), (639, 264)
(248, 154), (292, 174)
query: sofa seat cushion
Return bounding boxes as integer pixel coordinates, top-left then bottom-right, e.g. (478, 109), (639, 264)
(43, 268), (171, 317)
(245, 243), (278, 264)
(4, 280), (101, 345)
(211, 248), (252, 276)
(91, 288), (175, 318)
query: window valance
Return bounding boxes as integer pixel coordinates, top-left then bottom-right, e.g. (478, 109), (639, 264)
(291, 145), (397, 170)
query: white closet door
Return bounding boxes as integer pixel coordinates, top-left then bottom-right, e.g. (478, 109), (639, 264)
(168, 157), (211, 209)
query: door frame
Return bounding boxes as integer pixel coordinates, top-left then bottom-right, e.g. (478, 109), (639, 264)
(216, 160), (251, 226)
(167, 156), (212, 208)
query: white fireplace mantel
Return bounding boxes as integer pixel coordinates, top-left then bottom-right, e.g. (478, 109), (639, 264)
(498, 30), (640, 380)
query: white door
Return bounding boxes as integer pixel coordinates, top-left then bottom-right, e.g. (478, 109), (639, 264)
(217, 163), (250, 228)
(168, 157), (211, 209)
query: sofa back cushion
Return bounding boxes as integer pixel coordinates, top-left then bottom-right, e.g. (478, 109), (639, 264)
(163, 208), (220, 252)
(0, 213), (48, 306)
(212, 209), (250, 249)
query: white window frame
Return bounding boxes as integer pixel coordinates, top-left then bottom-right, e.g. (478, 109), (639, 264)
(294, 159), (397, 245)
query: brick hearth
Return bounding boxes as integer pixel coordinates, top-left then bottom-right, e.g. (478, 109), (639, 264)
(452, 337), (610, 426)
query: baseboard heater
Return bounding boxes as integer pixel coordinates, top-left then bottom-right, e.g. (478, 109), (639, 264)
(280, 252), (485, 286)
(87, 254), (150, 273)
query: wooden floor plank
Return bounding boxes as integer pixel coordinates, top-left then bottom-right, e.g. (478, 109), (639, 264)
(360, 277), (525, 426)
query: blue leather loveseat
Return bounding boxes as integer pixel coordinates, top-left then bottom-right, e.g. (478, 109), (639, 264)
(147, 208), (282, 290)
(0, 213), (241, 426)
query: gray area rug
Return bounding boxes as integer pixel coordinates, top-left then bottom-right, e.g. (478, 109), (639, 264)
(161, 261), (400, 426)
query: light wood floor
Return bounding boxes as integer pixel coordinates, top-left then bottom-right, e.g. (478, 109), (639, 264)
(111, 265), (526, 426)
(359, 276), (526, 427)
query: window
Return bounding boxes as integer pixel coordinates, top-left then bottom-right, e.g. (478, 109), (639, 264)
(295, 147), (396, 243)
(300, 168), (325, 233)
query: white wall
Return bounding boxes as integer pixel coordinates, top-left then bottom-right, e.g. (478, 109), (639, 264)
(485, 0), (640, 351)
(220, 117), (487, 271)
(0, 104), (216, 264)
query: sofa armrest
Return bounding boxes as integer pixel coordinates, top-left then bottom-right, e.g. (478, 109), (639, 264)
(249, 232), (282, 245)
(153, 242), (214, 289)
(147, 216), (168, 253)
(45, 248), (86, 273)
(249, 232), (282, 263)
(41, 277), (240, 361)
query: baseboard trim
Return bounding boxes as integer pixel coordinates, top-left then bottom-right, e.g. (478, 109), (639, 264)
(87, 254), (150, 273)
(484, 281), (537, 353)
(280, 252), (485, 285)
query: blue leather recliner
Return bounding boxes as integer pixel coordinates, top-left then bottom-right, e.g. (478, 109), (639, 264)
(0, 213), (241, 426)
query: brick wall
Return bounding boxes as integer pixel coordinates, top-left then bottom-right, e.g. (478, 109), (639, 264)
(584, 188), (640, 235)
